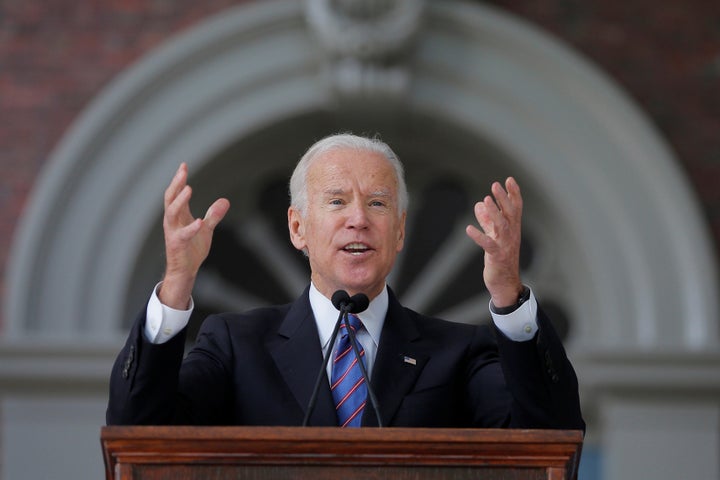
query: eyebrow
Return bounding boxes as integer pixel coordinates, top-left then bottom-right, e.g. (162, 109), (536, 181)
(370, 190), (392, 199)
(322, 189), (393, 198)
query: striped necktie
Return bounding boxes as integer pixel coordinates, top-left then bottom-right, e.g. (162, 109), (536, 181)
(331, 314), (367, 427)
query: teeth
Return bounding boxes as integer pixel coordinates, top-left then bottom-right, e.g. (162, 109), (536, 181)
(344, 243), (369, 253)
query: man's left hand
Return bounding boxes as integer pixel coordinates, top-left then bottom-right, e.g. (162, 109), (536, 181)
(466, 177), (524, 308)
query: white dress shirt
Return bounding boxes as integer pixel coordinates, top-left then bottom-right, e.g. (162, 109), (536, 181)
(144, 282), (539, 356)
(308, 283), (385, 381)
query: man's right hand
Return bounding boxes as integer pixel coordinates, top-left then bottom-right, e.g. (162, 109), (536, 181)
(159, 163), (230, 309)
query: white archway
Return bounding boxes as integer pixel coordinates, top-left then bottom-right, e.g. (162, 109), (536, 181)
(5, 1), (717, 349)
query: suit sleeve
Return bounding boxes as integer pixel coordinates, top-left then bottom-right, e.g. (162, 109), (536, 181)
(106, 309), (233, 425)
(106, 307), (186, 425)
(491, 305), (585, 431)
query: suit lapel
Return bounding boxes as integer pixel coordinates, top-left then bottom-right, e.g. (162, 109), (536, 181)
(268, 288), (337, 426)
(363, 289), (429, 427)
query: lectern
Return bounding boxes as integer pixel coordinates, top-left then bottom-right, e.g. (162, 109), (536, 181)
(101, 426), (582, 480)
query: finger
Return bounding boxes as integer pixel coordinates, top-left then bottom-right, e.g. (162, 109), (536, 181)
(175, 218), (203, 241)
(203, 198), (231, 230)
(470, 199), (494, 237)
(479, 195), (505, 236)
(165, 184), (194, 228)
(465, 224), (486, 246)
(502, 177), (523, 217)
(506, 176), (521, 197)
(491, 181), (512, 215)
(491, 180), (521, 223)
(465, 224), (498, 253)
(164, 163), (188, 210)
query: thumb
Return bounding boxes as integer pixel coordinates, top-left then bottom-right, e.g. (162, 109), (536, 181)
(203, 198), (230, 230)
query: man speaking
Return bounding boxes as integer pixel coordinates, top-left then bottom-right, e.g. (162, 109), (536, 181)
(107, 133), (584, 430)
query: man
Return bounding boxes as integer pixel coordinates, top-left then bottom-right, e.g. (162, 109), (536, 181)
(107, 133), (584, 430)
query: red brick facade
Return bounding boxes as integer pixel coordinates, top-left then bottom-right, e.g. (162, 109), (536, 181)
(492, 0), (720, 244)
(1, 0), (718, 329)
(0, 0), (241, 328)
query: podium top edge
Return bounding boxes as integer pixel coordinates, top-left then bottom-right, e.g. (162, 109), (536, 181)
(101, 425), (583, 444)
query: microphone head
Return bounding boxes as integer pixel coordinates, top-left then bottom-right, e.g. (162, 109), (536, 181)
(347, 293), (370, 313)
(331, 290), (350, 310)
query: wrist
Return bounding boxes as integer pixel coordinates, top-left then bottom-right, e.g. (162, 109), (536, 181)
(158, 273), (195, 309)
(490, 284), (527, 311)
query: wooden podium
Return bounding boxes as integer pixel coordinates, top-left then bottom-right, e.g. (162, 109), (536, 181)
(101, 426), (582, 480)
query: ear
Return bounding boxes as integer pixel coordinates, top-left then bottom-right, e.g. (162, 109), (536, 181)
(288, 206), (307, 252)
(396, 211), (407, 253)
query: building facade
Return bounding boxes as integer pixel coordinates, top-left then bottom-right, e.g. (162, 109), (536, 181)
(2, 1), (719, 478)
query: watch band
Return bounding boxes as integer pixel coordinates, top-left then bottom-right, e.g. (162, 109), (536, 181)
(491, 285), (530, 315)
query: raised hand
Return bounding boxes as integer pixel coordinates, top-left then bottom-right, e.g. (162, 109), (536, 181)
(159, 163), (230, 309)
(465, 177), (524, 308)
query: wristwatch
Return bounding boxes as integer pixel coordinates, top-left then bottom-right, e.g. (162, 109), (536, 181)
(491, 285), (530, 315)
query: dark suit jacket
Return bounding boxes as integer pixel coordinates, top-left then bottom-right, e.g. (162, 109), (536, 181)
(107, 287), (584, 430)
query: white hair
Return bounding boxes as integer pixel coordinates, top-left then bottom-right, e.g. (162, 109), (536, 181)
(289, 133), (409, 217)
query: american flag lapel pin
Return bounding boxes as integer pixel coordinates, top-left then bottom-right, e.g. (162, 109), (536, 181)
(403, 355), (417, 366)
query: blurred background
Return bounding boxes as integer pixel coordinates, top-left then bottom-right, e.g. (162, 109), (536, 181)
(1, 1), (719, 478)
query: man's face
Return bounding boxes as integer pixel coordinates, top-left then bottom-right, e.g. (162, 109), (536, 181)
(288, 148), (406, 300)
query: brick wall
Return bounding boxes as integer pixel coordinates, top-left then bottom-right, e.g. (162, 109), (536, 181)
(0, 0), (241, 330)
(490, 0), (720, 248)
(1, 0), (718, 330)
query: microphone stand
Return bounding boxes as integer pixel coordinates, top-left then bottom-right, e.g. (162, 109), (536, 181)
(302, 306), (345, 427)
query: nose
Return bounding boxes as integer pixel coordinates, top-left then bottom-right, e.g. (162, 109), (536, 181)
(345, 202), (369, 229)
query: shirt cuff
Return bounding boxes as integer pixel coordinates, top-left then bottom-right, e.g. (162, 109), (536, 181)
(490, 287), (538, 342)
(144, 282), (194, 344)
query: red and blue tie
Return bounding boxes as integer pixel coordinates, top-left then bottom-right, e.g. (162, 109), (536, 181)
(331, 314), (367, 427)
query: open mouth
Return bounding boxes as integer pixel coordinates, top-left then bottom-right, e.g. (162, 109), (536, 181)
(342, 242), (371, 255)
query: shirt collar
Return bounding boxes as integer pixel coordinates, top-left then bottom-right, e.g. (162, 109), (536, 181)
(309, 282), (387, 350)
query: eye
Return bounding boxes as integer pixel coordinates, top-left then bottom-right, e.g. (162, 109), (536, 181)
(329, 199), (344, 206)
(370, 200), (385, 207)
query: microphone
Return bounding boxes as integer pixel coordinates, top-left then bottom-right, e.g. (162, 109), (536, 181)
(302, 290), (383, 427)
(331, 290), (351, 311)
(332, 290), (370, 314)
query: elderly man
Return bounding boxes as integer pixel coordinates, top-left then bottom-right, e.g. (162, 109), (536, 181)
(107, 133), (584, 430)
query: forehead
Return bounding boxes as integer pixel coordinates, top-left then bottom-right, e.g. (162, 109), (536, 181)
(307, 148), (398, 190)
